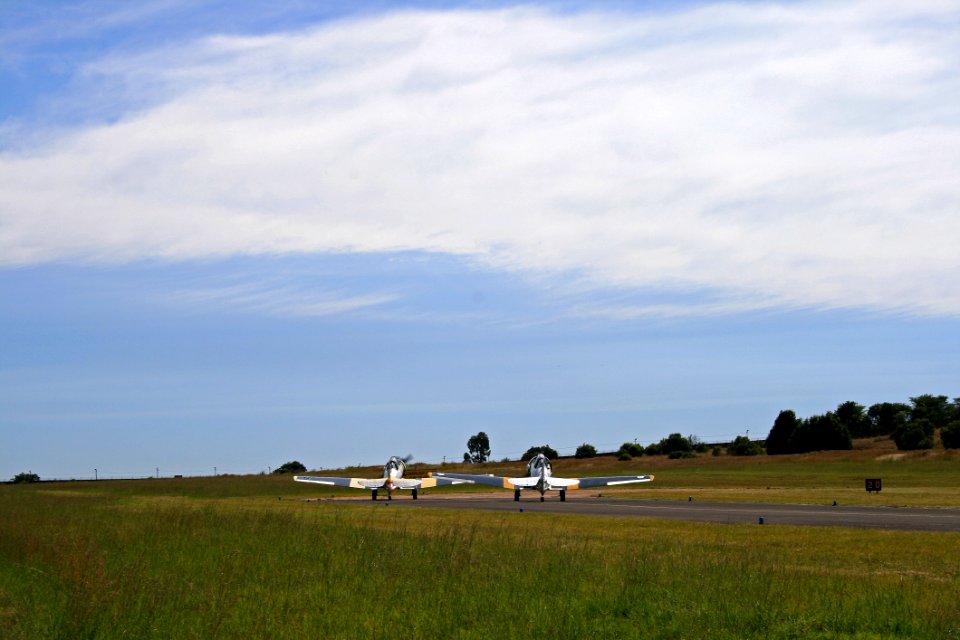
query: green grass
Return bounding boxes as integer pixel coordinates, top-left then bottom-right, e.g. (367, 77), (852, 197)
(2, 468), (959, 640)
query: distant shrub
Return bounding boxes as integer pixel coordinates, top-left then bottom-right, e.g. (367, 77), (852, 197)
(575, 443), (597, 459)
(659, 433), (693, 456)
(617, 451), (632, 461)
(12, 472), (40, 484)
(668, 450), (696, 460)
(712, 446), (722, 457)
(273, 461), (307, 474)
(644, 443), (662, 456)
(689, 435), (709, 453)
(729, 436), (763, 456)
(618, 442), (643, 458)
(523, 445), (559, 460)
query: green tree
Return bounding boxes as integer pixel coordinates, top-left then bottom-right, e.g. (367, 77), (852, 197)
(835, 401), (870, 438)
(946, 398), (960, 449)
(893, 418), (934, 450)
(788, 413), (851, 453)
(658, 433), (692, 456)
(574, 443), (597, 458)
(941, 421), (960, 449)
(867, 402), (910, 436)
(464, 432), (491, 463)
(273, 461), (306, 474)
(766, 410), (798, 455)
(788, 417), (815, 453)
(522, 445), (559, 460)
(12, 472), (40, 484)
(811, 412), (852, 451)
(909, 394), (952, 429)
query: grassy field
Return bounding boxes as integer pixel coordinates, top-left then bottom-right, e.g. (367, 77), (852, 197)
(2, 443), (959, 639)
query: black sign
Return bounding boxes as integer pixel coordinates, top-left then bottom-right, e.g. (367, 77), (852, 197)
(865, 478), (882, 493)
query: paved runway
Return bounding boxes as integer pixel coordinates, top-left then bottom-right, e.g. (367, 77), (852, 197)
(344, 495), (960, 532)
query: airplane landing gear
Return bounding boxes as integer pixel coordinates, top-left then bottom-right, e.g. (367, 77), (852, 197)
(412, 488), (418, 500)
(371, 489), (378, 501)
(560, 490), (566, 502)
(540, 495), (545, 502)
(514, 489), (521, 502)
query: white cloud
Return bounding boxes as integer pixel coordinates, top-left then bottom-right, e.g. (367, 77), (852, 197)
(1, 2), (959, 315)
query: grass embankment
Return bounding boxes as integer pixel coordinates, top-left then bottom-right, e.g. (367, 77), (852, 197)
(617, 442), (960, 507)
(2, 472), (959, 639)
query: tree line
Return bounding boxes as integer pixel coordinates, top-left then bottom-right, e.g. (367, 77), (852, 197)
(459, 394), (958, 465)
(463, 432), (739, 463)
(767, 394), (960, 454)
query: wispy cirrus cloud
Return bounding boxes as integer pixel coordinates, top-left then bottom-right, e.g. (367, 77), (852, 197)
(1, 2), (959, 315)
(165, 281), (399, 317)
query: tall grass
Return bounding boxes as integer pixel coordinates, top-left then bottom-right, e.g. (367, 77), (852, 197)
(2, 484), (959, 639)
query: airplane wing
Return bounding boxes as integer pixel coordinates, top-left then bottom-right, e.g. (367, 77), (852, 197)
(429, 472), (515, 488)
(544, 477), (581, 489)
(507, 476), (541, 488)
(430, 476), (473, 487)
(574, 475), (654, 489)
(394, 477), (473, 489)
(293, 476), (386, 490)
(294, 475), (473, 490)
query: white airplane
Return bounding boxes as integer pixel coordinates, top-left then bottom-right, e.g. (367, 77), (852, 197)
(294, 455), (469, 500)
(430, 453), (654, 502)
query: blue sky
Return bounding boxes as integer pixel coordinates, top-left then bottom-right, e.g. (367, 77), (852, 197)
(2, 1), (958, 479)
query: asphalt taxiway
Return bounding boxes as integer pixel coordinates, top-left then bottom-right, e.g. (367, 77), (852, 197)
(340, 496), (960, 532)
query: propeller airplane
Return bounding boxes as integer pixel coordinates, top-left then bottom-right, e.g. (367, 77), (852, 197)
(430, 453), (653, 502)
(294, 455), (469, 500)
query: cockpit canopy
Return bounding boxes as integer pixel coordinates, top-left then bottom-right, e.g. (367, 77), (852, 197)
(384, 456), (406, 478)
(526, 453), (552, 476)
